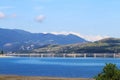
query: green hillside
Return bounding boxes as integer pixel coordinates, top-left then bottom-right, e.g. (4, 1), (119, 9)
(33, 38), (120, 54)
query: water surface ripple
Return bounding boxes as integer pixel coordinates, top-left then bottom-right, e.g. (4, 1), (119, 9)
(0, 57), (120, 78)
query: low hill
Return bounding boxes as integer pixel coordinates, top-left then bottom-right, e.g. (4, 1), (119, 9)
(33, 38), (120, 54)
(96, 38), (120, 43)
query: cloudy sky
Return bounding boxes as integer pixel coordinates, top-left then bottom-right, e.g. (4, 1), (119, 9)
(0, 0), (120, 41)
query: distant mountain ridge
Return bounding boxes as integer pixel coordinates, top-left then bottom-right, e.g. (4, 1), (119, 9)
(33, 38), (120, 53)
(0, 28), (87, 52)
(96, 38), (120, 43)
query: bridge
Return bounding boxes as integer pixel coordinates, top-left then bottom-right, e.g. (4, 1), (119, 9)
(4, 53), (120, 58)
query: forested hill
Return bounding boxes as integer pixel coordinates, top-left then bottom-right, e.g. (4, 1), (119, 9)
(33, 38), (120, 53)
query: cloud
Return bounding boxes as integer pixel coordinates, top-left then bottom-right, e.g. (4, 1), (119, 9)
(0, 12), (17, 19)
(80, 35), (109, 42)
(35, 15), (45, 22)
(0, 12), (5, 19)
(48, 32), (109, 41)
(50, 32), (74, 35)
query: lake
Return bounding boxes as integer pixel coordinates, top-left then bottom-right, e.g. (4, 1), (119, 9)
(0, 57), (120, 78)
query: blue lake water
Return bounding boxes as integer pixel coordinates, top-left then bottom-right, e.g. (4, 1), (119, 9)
(0, 57), (120, 78)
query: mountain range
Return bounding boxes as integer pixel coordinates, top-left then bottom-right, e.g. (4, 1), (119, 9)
(0, 28), (87, 52)
(33, 38), (120, 54)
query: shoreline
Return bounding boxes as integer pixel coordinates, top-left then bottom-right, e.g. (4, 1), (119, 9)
(0, 55), (13, 57)
(0, 75), (94, 80)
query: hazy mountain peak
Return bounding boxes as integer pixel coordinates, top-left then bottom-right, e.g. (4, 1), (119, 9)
(0, 28), (87, 52)
(46, 32), (109, 42)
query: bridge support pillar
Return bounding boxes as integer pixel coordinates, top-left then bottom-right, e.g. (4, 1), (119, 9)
(113, 53), (116, 58)
(94, 54), (96, 58)
(73, 54), (76, 58)
(52, 54), (54, 57)
(104, 54), (106, 58)
(84, 53), (86, 58)
(41, 54), (43, 58)
(63, 54), (65, 58)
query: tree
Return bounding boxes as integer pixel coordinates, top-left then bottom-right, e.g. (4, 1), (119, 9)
(95, 63), (120, 80)
(0, 50), (4, 55)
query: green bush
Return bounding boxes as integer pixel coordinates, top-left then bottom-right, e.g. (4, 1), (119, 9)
(95, 63), (120, 80)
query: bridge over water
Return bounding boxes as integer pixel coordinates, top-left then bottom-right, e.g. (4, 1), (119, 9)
(4, 53), (120, 58)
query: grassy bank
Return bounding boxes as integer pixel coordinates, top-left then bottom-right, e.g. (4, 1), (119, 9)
(0, 75), (94, 80)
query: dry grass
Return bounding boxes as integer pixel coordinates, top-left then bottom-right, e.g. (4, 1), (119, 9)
(0, 76), (94, 80)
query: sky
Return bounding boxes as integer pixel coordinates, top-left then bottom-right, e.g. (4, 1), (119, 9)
(0, 0), (120, 41)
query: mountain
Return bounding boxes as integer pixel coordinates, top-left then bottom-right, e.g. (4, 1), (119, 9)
(96, 38), (120, 43)
(0, 28), (87, 52)
(33, 38), (120, 54)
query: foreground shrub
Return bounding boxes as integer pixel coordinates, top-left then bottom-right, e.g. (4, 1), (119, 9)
(95, 63), (120, 80)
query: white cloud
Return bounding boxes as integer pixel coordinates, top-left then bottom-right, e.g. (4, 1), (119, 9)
(80, 35), (109, 42)
(0, 12), (5, 19)
(50, 32), (72, 35)
(0, 12), (17, 19)
(48, 32), (109, 41)
(35, 15), (45, 22)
